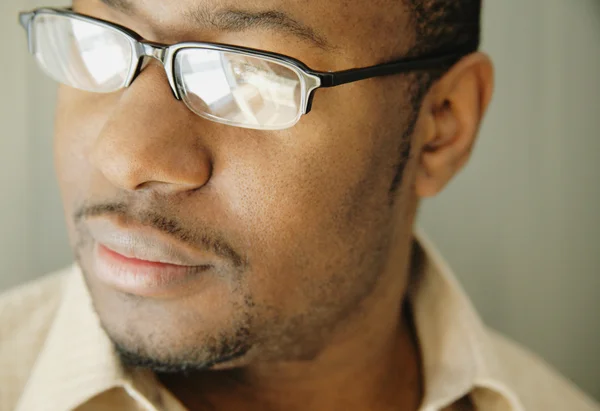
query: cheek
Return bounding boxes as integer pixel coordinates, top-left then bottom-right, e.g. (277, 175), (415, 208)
(214, 97), (403, 310)
(54, 87), (120, 229)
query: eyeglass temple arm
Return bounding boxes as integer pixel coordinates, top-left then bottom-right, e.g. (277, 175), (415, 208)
(19, 7), (76, 30)
(313, 50), (473, 88)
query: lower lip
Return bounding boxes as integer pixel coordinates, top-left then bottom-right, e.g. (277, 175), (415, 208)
(94, 244), (211, 297)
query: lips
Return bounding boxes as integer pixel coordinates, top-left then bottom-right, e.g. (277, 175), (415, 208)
(87, 217), (214, 297)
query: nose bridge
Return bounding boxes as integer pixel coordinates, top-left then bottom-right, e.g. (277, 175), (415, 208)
(135, 42), (180, 99)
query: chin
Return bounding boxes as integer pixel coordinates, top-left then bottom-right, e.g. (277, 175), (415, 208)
(112, 337), (252, 374)
(84, 277), (253, 373)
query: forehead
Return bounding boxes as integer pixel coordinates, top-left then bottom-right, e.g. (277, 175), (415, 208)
(85, 0), (412, 64)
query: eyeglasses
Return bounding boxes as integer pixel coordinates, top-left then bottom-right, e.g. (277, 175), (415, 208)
(19, 7), (473, 130)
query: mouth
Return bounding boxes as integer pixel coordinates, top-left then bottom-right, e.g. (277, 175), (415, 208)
(87, 218), (215, 298)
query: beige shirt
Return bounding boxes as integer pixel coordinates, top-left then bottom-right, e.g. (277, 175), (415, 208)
(1, 232), (598, 411)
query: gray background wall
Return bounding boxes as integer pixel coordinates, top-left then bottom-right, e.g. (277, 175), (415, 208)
(1, 0), (599, 400)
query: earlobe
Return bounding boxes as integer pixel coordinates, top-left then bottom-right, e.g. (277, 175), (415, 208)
(415, 52), (494, 198)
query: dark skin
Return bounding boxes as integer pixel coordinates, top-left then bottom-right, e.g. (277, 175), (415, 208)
(57, 0), (494, 410)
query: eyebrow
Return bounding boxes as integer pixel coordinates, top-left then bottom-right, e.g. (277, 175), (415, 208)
(99, 0), (133, 13)
(99, 0), (332, 50)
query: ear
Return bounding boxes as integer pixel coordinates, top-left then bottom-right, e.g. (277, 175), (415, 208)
(415, 52), (494, 198)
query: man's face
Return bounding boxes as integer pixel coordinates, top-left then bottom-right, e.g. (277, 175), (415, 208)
(57, 0), (422, 370)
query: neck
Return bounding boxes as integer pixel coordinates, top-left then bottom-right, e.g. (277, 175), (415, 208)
(160, 235), (422, 411)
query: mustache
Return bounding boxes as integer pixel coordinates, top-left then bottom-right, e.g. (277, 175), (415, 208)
(74, 202), (247, 269)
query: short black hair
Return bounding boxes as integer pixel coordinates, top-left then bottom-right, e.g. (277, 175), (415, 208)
(407, 0), (482, 57)
(405, 0), (483, 105)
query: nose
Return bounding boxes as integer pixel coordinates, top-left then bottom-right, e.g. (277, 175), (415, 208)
(90, 64), (212, 193)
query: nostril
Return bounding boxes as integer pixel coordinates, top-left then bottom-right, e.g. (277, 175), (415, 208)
(134, 178), (212, 194)
(91, 132), (214, 194)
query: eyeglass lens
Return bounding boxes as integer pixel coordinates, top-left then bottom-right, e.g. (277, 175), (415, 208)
(33, 14), (134, 92)
(29, 12), (306, 130)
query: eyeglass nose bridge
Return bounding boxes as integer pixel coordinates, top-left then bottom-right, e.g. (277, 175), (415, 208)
(133, 41), (182, 101)
(140, 42), (167, 62)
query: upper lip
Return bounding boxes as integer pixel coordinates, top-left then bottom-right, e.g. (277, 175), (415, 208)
(86, 217), (213, 267)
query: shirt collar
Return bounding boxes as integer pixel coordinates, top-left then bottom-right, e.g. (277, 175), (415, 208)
(411, 229), (525, 411)
(14, 266), (164, 411)
(17, 231), (525, 411)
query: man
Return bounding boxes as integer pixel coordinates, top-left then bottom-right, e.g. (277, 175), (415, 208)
(0, 0), (597, 410)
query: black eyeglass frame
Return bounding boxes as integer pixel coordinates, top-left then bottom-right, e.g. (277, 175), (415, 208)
(19, 7), (477, 126)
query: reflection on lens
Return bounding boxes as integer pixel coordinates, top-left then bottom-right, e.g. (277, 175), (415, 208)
(32, 13), (134, 92)
(175, 49), (303, 130)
